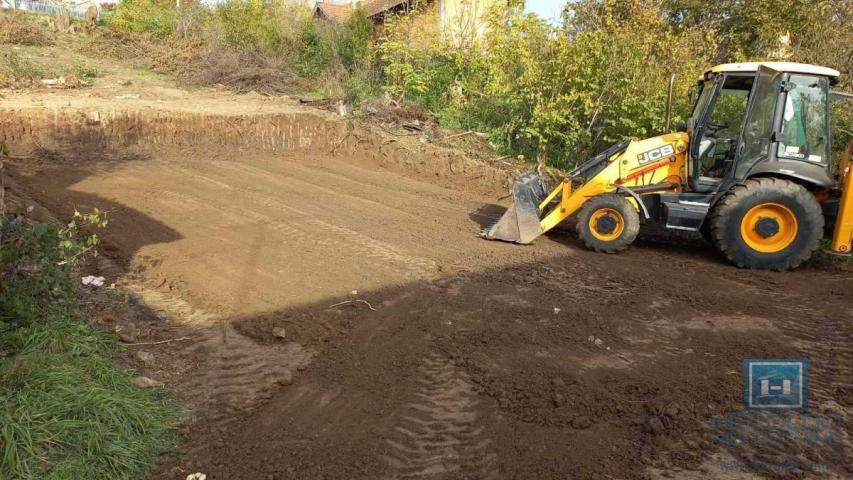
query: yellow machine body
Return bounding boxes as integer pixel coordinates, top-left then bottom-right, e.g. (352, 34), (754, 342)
(537, 133), (688, 234)
(483, 131), (853, 259)
(481, 62), (853, 268)
(830, 142), (853, 254)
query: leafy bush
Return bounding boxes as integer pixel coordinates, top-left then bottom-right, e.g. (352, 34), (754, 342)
(3, 50), (44, 81)
(105, 0), (177, 39)
(216, 0), (283, 54)
(0, 212), (176, 480)
(297, 19), (333, 77)
(338, 6), (373, 69)
(73, 61), (99, 80)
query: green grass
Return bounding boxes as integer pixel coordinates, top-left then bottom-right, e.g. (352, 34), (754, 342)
(0, 215), (177, 480)
(3, 50), (44, 81)
(1, 50), (100, 83)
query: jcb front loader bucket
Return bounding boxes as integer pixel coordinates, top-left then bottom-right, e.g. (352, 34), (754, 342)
(482, 172), (548, 244)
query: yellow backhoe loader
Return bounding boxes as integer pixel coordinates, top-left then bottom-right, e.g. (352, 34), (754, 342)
(483, 62), (853, 270)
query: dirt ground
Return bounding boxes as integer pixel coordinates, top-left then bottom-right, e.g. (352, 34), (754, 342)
(2, 67), (852, 480)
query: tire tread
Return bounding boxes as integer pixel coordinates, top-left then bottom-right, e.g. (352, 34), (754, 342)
(708, 178), (823, 270)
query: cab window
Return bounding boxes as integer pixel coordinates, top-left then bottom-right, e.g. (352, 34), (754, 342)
(777, 75), (829, 165)
(696, 75), (752, 178)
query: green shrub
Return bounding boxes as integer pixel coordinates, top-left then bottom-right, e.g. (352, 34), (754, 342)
(105, 0), (177, 38)
(376, 0), (715, 168)
(73, 61), (99, 80)
(216, 0), (283, 54)
(297, 20), (333, 77)
(3, 50), (43, 81)
(345, 73), (378, 105)
(338, 6), (373, 69)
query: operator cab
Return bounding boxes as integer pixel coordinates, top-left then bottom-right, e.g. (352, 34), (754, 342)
(687, 62), (839, 194)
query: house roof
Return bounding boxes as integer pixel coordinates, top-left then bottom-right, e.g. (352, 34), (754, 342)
(314, 1), (411, 22)
(314, 2), (353, 21)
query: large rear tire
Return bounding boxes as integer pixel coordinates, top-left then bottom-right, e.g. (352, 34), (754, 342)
(576, 194), (640, 253)
(708, 178), (823, 270)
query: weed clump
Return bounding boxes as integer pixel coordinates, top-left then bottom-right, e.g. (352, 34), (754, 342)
(0, 206), (176, 479)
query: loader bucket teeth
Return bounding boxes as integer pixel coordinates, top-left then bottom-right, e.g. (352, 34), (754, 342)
(482, 172), (547, 244)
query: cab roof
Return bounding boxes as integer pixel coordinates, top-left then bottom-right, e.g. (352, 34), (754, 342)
(706, 62), (840, 80)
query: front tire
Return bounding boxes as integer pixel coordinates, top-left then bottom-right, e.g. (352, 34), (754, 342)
(576, 194), (640, 253)
(709, 178), (823, 270)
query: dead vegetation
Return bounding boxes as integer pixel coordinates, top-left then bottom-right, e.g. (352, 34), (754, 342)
(84, 24), (301, 96)
(0, 11), (53, 46)
(172, 49), (301, 95)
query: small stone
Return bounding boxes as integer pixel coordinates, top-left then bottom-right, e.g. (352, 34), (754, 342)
(272, 327), (287, 340)
(276, 368), (294, 386)
(551, 377), (565, 387)
(553, 307), (561, 314)
(647, 416), (665, 435)
(552, 393), (565, 407)
(593, 338), (603, 346)
(350, 290), (358, 295)
(135, 351), (155, 364)
(571, 415), (593, 429)
(117, 326), (138, 343)
(132, 376), (164, 388)
(664, 404), (680, 417)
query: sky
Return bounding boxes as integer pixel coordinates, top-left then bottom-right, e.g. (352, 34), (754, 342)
(524, 0), (564, 24)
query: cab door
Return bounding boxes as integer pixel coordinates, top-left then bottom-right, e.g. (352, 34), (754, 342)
(689, 73), (755, 192)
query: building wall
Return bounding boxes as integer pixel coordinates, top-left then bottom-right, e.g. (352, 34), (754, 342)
(438, 0), (499, 46)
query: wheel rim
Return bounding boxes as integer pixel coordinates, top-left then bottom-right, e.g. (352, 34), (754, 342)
(589, 208), (625, 242)
(740, 203), (798, 253)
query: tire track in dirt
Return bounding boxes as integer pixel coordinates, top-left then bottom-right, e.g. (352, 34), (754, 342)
(93, 258), (314, 447)
(382, 352), (498, 480)
(763, 286), (853, 407)
(179, 324), (311, 433)
(128, 280), (313, 433)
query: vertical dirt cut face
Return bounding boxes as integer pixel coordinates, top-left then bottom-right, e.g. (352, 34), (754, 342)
(3, 105), (852, 480)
